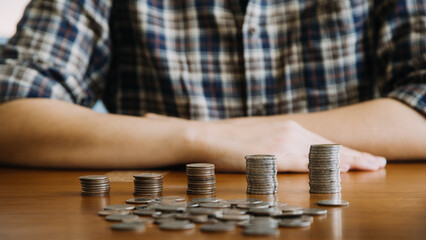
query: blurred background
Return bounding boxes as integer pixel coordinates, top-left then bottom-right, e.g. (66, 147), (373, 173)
(0, 0), (108, 113)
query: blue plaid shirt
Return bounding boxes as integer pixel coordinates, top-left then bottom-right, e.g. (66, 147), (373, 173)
(0, 0), (425, 120)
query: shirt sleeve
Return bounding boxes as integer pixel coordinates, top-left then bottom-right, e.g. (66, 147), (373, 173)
(374, 0), (426, 116)
(0, 0), (112, 107)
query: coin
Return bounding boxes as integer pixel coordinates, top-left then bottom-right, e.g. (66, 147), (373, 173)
(186, 163), (216, 195)
(133, 209), (160, 216)
(308, 144), (342, 194)
(278, 218), (312, 228)
(317, 199), (349, 206)
(155, 205), (186, 212)
(104, 205), (135, 211)
(156, 196), (186, 202)
(200, 223), (236, 232)
(111, 222), (146, 231)
(217, 214), (250, 221)
(303, 208), (327, 216)
(98, 210), (131, 216)
(105, 214), (139, 222)
(133, 173), (163, 196)
(159, 221), (195, 230)
(79, 175), (110, 197)
(245, 155), (278, 195)
(126, 198), (155, 204)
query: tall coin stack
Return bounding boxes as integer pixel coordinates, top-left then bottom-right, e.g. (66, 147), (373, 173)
(308, 144), (341, 194)
(79, 175), (110, 196)
(186, 163), (216, 195)
(133, 173), (163, 196)
(245, 155), (278, 195)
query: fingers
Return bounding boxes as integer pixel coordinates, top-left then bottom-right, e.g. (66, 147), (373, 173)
(340, 147), (387, 171)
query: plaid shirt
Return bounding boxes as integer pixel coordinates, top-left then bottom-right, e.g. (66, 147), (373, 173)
(0, 0), (425, 120)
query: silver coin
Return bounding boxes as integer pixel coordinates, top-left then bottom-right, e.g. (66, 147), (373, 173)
(200, 223), (236, 232)
(133, 209), (160, 216)
(98, 210), (131, 216)
(155, 205), (186, 212)
(199, 202), (230, 209)
(190, 197), (222, 203)
(156, 196), (186, 202)
(105, 214), (139, 222)
(126, 198), (155, 204)
(279, 218), (312, 228)
(317, 199), (349, 206)
(122, 217), (154, 224)
(159, 221), (195, 230)
(111, 222), (146, 231)
(248, 208), (282, 216)
(188, 207), (222, 217)
(79, 175), (108, 180)
(218, 214), (251, 221)
(104, 204), (135, 211)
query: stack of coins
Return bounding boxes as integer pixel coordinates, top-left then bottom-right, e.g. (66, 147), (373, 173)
(186, 163), (216, 195)
(245, 155), (278, 195)
(133, 173), (163, 196)
(79, 175), (110, 196)
(308, 144), (341, 194)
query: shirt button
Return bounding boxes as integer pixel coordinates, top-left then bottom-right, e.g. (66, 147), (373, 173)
(248, 27), (257, 35)
(254, 105), (265, 115)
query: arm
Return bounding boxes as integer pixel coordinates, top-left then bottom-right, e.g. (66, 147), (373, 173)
(0, 99), (191, 168)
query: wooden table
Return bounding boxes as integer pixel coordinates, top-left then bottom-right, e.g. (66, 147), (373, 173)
(0, 163), (425, 240)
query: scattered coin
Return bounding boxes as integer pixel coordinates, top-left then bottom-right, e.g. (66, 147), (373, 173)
(159, 221), (195, 230)
(217, 214), (250, 221)
(104, 205), (135, 211)
(98, 210), (131, 216)
(317, 199), (349, 207)
(111, 222), (146, 231)
(279, 218), (312, 228)
(105, 214), (139, 222)
(155, 205), (186, 212)
(200, 223), (236, 232)
(190, 197), (222, 203)
(126, 198), (155, 204)
(156, 196), (186, 202)
(303, 208), (327, 216)
(133, 209), (160, 216)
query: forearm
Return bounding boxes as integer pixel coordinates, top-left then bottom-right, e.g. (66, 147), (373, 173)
(0, 99), (192, 168)
(262, 98), (425, 160)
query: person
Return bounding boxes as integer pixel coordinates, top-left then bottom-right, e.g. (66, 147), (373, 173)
(0, 0), (424, 172)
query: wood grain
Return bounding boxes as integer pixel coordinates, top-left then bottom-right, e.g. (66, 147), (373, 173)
(0, 163), (425, 240)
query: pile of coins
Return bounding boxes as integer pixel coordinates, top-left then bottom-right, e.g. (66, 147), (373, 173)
(186, 163), (216, 195)
(245, 155), (278, 195)
(79, 175), (110, 196)
(98, 196), (333, 235)
(133, 173), (163, 196)
(308, 144), (341, 194)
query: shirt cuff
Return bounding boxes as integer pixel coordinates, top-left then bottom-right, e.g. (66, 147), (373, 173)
(387, 84), (426, 116)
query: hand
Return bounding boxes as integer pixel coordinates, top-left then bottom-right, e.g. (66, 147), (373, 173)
(144, 114), (387, 172)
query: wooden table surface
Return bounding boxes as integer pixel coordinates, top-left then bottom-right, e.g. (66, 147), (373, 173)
(0, 163), (425, 240)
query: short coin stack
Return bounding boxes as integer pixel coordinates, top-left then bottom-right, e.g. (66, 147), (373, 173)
(245, 155), (278, 195)
(308, 144), (341, 194)
(79, 175), (110, 196)
(133, 173), (163, 196)
(186, 163), (216, 195)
